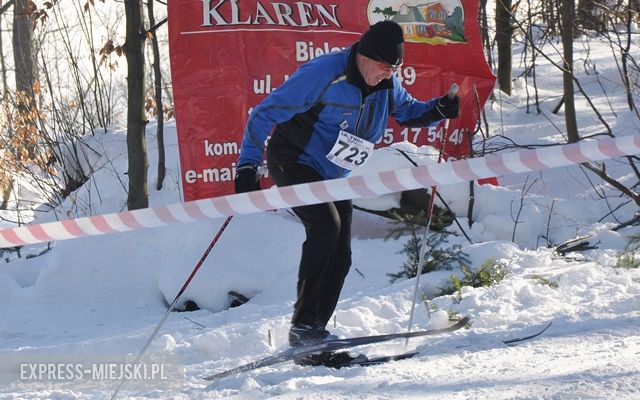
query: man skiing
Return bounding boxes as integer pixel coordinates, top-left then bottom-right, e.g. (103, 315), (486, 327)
(234, 20), (459, 365)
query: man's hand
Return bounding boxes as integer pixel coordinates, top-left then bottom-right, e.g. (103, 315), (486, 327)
(434, 93), (460, 119)
(234, 164), (261, 193)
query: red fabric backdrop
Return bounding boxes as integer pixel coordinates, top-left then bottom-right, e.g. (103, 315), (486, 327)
(168, 0), (496, 201)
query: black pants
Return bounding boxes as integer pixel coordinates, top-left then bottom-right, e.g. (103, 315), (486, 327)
(269, 163), (353, 328)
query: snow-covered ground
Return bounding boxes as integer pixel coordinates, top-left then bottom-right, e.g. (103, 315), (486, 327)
(1, 31), (640, 399)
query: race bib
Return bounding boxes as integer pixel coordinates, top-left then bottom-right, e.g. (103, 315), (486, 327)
(326, 130), (374, 170)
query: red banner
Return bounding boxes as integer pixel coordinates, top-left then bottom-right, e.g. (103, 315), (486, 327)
(168, 0), (496, 201)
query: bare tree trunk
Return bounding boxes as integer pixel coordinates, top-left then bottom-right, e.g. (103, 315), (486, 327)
(12, 0), (34, 97)
(577, 0), (606, 32)
(12, 0), (36, 160)
(622, 7), (635, 111)
(0, 6), (10, 100)
(560, 0), (579, 143)
(124, 0), (149, 210)
(541, 0), (559, 36)
(523, 0), (541, 114)
(496, 0), (513, 95)
(633, 0), (640, 23)
(479, 0), (493, 71)
(146, 1), (166, 191)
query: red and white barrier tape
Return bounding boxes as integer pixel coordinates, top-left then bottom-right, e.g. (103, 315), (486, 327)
(1, 135), (639, 249)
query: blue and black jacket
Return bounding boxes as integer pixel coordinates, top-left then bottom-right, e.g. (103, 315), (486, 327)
(238, 42), (444, 179)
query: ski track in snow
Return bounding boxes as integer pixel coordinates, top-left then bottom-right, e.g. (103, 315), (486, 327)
(2, 210), (639, 400)
(185, 254), (640, 400)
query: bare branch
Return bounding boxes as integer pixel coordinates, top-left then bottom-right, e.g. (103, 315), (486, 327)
(0, 0), (15, 15)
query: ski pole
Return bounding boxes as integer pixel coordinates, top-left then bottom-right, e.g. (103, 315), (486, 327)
(405, 83), (458, 347)
(395, 148), (473, 244)
(110, 215), (233, 400)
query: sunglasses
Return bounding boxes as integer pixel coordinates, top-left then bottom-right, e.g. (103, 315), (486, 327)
(373, 59), (403, 72)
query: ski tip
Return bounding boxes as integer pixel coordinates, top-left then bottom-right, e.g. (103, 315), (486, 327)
(503, 320), (553, 345)
(203, 372), (227, 381)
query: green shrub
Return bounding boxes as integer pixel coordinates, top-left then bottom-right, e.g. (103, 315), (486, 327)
(386, 212), (470, 282)
(437, 258), (510, 299)
(531, 274), (559, 288)
(616, 234), (640, 269)
(616, 252), (640, 269)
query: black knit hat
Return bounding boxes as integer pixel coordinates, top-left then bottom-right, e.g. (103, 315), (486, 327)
(358, 20), (404, 67)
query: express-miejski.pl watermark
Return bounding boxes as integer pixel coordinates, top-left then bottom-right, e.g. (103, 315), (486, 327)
(20, 361), (167, 381)
(1, 354), (184, 390)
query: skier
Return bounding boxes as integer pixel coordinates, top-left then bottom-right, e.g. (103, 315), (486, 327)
(234, 20), (459, 365)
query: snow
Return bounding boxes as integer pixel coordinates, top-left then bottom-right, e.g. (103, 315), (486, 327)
(1, 27), (640, 400)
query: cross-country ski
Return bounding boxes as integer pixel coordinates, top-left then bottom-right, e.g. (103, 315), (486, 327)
(204, 317), (468, 380)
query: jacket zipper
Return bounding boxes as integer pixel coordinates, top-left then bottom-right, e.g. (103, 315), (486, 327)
(354, 96), (365, 137)
(363, 101), (375, 134)
(339, 94), (365, 178)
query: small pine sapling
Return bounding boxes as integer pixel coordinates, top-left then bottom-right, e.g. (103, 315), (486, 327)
(386, 212), (470, 282)
(437, 258), (510, 300)
(616, 234), (640, 269)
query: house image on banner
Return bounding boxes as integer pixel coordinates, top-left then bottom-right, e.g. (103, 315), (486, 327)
(389, 1), (466, 43)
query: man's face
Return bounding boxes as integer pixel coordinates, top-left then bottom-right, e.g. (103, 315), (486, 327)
(357, 54), (401, 86)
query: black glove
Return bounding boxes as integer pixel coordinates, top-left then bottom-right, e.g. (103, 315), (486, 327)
(234, 164), (261, 193)
(434, 93), (460, 119)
